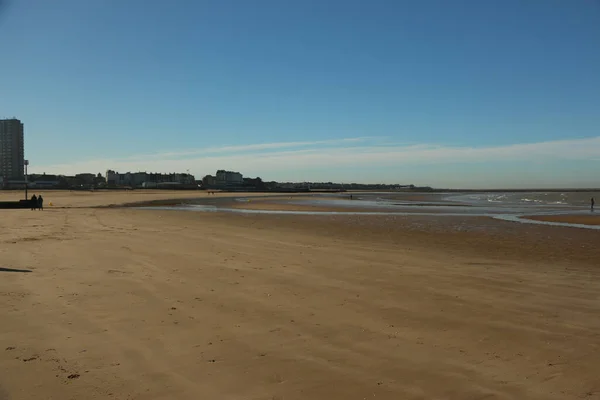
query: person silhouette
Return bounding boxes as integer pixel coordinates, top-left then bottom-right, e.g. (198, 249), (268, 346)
(592, 197), (595, 212)
(38, 195), (44, 211)
(30, 194), (37, 211)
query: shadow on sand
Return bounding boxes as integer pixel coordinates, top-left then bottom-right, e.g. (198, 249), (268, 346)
(0, 267), (32, 273)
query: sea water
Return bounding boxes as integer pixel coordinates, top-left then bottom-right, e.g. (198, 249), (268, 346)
(139, 191), (599, 230)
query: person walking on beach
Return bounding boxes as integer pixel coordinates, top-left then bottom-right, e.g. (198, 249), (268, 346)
(592, 197), (595, 212)
(38, 195), (44, 211)
(30, 194), (37, 210)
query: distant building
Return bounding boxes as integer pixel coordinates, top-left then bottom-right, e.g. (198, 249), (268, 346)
(215, 170), (243, 187)
(105, 170), (196, 188)
(242, 177), (266, 190)
(0, 118), (25, 180)
(202, 175), (217, 187)
(28, 173), (60, 189)
(75, 173), (96, 186)
(105, 170), (120, 186)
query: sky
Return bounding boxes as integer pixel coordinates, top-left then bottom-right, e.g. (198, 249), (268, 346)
(0, 0), (599, 188)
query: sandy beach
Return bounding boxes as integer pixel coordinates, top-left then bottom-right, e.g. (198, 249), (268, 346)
(1, 190), (600, 399)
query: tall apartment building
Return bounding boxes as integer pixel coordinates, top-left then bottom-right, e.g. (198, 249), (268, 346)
(0, 118), (25, 180)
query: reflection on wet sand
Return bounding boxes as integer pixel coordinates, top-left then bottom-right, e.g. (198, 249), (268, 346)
(141, 191), (600, 229)
(522, 214), (600, 226)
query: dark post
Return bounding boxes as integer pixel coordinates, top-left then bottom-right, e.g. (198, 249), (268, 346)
(24, 160), (29, 200)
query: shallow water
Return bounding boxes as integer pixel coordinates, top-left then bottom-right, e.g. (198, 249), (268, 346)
(139, 191), (599, 230)
(494, 213), (600, 231)
(443, 191), (597, 208)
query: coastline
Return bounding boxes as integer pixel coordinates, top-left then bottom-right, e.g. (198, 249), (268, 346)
(522, 213), (600, 226)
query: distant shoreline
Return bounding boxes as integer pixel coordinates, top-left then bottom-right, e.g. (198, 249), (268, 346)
(6, 187), (598, 194)
(430, 188), (600, 193)
(521, 214), (600, 226)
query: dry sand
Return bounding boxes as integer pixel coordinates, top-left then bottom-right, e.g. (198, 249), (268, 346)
(1, 191), (600, 399)
(0, 189), (280, 208)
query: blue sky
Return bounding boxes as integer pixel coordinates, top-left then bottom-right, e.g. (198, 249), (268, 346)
(0, 0), (599, 188)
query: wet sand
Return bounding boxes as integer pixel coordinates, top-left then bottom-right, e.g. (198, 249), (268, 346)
(1, 191), (600, 399)
(227, 194), (467, 213)
(228, 196), (380, 213)
(524, 213), (600, 226)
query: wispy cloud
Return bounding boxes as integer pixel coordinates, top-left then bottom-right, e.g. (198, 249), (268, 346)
(35, 136), (600, 185)
(124, 137), (375, 160)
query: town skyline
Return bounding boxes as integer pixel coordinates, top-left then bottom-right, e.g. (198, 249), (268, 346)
(3, 116), (599, 189)
(26, 135), (600, 189)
